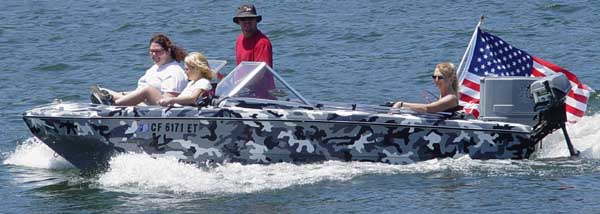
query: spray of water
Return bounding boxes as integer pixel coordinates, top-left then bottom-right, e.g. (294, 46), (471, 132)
(97, 153), (406, 194)
(95, 153), (551, 194)
(3, 137), (74, 169)
(533, 113), (600, 159)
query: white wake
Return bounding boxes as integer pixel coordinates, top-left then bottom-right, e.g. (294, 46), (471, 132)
(533, 113), (600, 159)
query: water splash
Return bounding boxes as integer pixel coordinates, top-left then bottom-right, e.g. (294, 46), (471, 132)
(96, 153), (553, 195)
(97, 153), (372, 194)
(533, 113), (600, 159)
(3, 137), (74, 169)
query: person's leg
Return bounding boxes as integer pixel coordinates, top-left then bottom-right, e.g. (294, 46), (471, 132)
(114, 87), (162, 106)
(104, 88), (125, 100)
(144, 88), (164, 104)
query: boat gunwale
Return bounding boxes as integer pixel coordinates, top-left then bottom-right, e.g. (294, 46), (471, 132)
(23, 115), (532, 134)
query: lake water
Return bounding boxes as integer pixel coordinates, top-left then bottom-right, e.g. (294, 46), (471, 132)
(2, 0), (600, 213)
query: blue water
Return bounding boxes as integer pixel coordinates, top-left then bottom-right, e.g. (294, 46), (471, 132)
(2, 0), (600, 213)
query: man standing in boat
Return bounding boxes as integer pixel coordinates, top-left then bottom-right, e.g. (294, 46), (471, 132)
(233, 4), (275, 99)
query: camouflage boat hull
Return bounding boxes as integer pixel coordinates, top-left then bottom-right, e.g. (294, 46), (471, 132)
(23, 101), (536, 172)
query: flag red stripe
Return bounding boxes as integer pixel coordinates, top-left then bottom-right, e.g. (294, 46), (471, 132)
(565, 104), (585, 117)
(531, 67), (545, 77)
(461, 79), (480, 91)
(568, 91), (588, 104)
(459, 93), (479, 103)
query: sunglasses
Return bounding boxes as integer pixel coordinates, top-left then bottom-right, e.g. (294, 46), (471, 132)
(431, 75), (445, 80)
(149, 48), (166, 54)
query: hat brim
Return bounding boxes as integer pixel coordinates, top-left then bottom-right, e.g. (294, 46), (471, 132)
(233, 15), (262, 24)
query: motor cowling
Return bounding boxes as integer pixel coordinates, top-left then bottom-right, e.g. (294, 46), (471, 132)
(530, 72), (571, 112)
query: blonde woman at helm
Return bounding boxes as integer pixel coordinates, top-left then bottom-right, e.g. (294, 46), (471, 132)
(392, 62), (460, 113)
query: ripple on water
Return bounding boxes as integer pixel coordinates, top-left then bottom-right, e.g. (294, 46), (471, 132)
(78, 52), (103, 62)
(114, 23), (134, 32)
(48, 35), (64, 42)
(542, 3), (585, 13)
(182, 28), (206, 36)
(34, 63), (74, 72)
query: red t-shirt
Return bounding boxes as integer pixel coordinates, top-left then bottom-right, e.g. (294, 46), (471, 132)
(235, 30), (273, 67)
(235, 30), (275, 99)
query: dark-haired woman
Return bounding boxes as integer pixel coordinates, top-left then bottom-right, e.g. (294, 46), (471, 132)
(93, 34), (188, 105)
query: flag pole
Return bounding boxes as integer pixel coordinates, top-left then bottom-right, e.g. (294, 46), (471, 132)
(456, 16), (485, 84)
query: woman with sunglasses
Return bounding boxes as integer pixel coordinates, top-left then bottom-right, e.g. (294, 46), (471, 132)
(392, 62), (459, 113)
(91, 34), (188, 105)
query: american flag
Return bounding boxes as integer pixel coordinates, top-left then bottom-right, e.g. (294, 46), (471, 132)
(458, 27), (592, 121)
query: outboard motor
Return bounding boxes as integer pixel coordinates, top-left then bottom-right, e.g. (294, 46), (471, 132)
(530, 72), (572, 112)
(529, 73), (578, 156)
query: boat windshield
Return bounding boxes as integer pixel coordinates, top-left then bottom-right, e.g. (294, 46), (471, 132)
(208, 59), (227, 75)
(215, 62), (311, 106)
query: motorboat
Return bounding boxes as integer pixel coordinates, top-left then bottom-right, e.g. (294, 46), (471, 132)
(22, 61), (574, 173)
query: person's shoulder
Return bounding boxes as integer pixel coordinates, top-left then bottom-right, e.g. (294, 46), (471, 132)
(146, 64), (158, 72)
(256, 30), (271, 40)
(161, 63), (186, 80)
(197, 78), (212, 89)
(256, 33), (272, 47)
(197, 78), (210, 83)
(188, 78), (212, 90)
(164, 62), (184, 72)
(235, 33), (244, 41)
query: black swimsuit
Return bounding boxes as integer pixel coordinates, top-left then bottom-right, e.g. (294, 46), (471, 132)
(442, 105), (463, 113)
